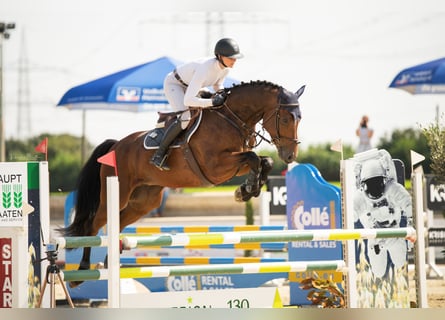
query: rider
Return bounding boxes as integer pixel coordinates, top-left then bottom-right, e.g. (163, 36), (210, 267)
(150, 37), (244, 171)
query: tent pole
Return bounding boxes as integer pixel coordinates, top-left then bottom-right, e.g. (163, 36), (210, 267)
(81, 109), (86, 164)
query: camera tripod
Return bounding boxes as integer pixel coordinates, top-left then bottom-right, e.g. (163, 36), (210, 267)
(37, 244), (74, 308)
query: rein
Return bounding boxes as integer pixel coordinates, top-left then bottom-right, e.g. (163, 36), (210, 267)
(213, 103), (268, 148)
(212, 95), (301, 148)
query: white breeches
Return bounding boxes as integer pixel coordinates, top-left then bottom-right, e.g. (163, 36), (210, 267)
(164, 72), (191, 128)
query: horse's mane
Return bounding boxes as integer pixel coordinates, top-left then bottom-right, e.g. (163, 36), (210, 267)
(224, 80), (282, 92)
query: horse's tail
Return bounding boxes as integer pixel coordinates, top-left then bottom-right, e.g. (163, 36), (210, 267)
(58, 139), (117, 238)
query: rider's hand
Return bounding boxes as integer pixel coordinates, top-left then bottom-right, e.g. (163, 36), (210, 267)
(198, 89), (213, 99)
(212, 92), (227, 106)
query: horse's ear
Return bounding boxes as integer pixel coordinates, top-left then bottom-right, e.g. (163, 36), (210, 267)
(295, 85), (306, 98)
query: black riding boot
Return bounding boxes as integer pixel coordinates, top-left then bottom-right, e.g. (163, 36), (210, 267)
(150, 119), (184, 171)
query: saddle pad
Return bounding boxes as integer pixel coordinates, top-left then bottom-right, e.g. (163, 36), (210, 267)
(143, 128), (179, 150)
(143, 110), (203, 150)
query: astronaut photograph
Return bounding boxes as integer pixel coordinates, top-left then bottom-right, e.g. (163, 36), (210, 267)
(351, 148), (412, 307)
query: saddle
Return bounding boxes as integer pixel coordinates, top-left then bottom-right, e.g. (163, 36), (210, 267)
(143, 110), (202, 150)
(143, 109), (213, 186)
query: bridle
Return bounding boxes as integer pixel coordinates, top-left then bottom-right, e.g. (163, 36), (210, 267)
(261, 100), (301, 147)
(212, 89), (301, 148)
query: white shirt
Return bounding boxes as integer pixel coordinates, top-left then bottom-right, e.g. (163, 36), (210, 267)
(356, 127), (373, 153)
(175, 57), (230, 107)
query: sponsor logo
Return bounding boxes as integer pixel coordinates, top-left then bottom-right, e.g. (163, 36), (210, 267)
(116, 87), (141, 102)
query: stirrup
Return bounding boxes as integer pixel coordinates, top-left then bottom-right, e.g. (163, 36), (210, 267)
(150, 154), (170, 171)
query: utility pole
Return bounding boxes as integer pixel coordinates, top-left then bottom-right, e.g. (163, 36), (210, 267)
(0, 22), (16, 162)
(17, 29), (31, 140)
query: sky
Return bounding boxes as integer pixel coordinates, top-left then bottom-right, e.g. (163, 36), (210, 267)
(1, 0), (445, 151)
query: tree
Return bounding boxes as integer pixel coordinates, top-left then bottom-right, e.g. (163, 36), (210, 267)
(5, 134), (92, 192)
(296, 143), (355, 181)
(376, 128), (431, 178)
(421, 119), (445, 181)
(259, 127), (430, 182)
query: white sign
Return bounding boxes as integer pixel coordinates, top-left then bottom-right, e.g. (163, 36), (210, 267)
(121, 287), (282, 308)
(0, 163), (28, 227)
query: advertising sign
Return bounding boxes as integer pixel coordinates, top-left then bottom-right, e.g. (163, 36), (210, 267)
(0, 162), (49, 308)
(286, 163), (342, 306)
(425, 174), (445, 211)
(266, 176), (286, 215)
(0, 163), (28, 227)
(347, 149), (410, 308)
(0, 238), (12, 307)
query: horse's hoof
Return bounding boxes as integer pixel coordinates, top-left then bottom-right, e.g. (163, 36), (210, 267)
(235, 185), (254, 202)
(234, 187), (243, 202)
(252, 190), (261, 198)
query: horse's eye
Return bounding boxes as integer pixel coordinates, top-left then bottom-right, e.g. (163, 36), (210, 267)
(281, 114), (291, 125)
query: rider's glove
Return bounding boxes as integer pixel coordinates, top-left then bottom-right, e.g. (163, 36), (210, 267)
(212, 92), (227, 106)
(198, 88), (213, 99)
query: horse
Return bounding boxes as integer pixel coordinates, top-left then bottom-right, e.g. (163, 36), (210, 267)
(60, 80), (305, 287)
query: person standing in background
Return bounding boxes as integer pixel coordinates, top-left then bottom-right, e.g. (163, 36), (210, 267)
(356, 115), (374, 153)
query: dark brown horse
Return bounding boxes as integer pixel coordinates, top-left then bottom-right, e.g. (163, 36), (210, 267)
(60, 80), (305, 287)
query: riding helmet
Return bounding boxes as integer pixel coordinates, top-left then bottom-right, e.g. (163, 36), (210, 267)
(214, 38), (244, 59)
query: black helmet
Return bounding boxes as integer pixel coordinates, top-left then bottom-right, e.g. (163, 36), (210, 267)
(214, 38), (244, 59)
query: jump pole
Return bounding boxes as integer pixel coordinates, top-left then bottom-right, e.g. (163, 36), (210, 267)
(55, 236), (287, 251)
(412, 170), (428, 307)
(61, 260), (347, 282)
(119, 256), (287, 265)
(106, 176), (120, 308)
(121, 224), (285, 234)
(55, 227), (416, 249)
(121, 227), (416, 249)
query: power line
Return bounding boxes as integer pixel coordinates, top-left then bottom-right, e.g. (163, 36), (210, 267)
(293, 12), (445, 59)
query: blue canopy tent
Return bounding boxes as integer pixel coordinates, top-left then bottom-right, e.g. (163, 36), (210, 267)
(59, 56), (179, 112)
(389, 57), (445, 95)
(389, 57), (445, 128)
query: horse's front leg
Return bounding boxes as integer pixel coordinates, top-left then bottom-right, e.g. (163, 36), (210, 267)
(239, 156), (274, 200)
(258, 156), (274, 191)
(234, 152), (263, 202)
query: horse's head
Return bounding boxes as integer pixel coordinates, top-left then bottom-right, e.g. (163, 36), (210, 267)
(263, 85), (305, 163)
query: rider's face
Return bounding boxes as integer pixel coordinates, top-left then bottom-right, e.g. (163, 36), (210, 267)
(220, 56), (237, 68)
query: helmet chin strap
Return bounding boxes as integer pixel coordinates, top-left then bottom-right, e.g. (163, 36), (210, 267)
(217, 55), (229, 68)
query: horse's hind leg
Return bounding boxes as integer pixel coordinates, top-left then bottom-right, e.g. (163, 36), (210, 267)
(119, 185), (164, 228)
(69, 181), (123, 288)
(69, 204), (109, 288)
(102, 185), (164, 268)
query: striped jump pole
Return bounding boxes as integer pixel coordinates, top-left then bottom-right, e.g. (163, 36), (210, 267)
(122, 227), (417, 249)
(122, 225), (285, 234)
(119, 256), (287, 265)
(55, 227), (416, 250)
(54, 236), (287, 250)
(61, 260), (347, 282)
(55, 236), (109, 249)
